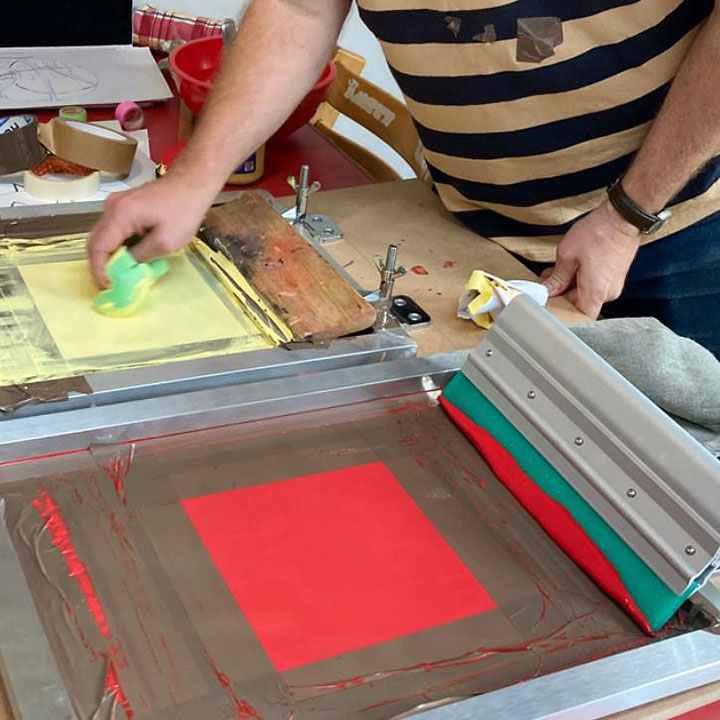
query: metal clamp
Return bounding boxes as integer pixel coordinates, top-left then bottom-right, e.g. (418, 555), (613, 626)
(374, 244), (407, 301)
(364, 243), (408, 330)
(282, 165), (342, 244)
(284, 165), (320, 222)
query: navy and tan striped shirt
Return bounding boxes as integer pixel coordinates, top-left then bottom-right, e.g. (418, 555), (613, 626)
(357, 0), (717, 261)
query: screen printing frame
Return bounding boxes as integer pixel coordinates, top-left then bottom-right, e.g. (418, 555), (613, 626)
(1, 354), (720, 720)
(0, 193), (417, 420)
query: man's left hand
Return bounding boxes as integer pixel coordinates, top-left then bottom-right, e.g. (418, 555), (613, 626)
(541, 200), (642, 319)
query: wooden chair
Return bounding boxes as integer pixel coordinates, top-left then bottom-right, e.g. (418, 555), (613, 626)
(311, 48), (431, 184)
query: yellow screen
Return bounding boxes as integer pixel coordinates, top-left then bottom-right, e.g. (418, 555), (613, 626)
(0, 241), (276, 387)
(19, 254), (266, 359)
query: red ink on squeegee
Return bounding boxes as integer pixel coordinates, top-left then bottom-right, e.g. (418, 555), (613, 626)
(32, 491), (134, 718)
(439, 397), (653, 635)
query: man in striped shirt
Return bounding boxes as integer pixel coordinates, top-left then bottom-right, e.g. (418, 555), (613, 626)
(89, 0), (720, 356)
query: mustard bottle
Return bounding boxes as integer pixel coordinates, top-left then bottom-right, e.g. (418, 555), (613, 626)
(227, 144), (265, 184)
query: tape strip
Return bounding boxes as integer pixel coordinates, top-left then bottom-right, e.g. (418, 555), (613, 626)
(0, 377), (92, 414)
(115, 101), (145, 131)
(24, 169), (101, 202)
(38, 119), (138, 176)
(0, 115), (47, 175)
(192, 238), (293, 345)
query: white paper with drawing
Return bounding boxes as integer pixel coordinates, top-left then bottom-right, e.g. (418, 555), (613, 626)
(0, 46), (171, 110)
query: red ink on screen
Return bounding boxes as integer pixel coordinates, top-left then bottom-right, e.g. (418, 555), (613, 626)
(439, 397), (653, 635)
(183, 462), (496, 672)
(32, 491), (134, 718)
(102, 446), (135, 506)
(106, 663), (134, 719)
(292, 618), (646, 710)
(411, 265), (429, 275)
(33, 492), (111, 639)
(108, 511), (133, 554)
(533, 581), (551, 631)
(212, 665), (263, 719)
(0, 447), (85, 468)
(288, 639), (533, 694)
(443, 261), (456, 269)
(68, 602), (98, 659)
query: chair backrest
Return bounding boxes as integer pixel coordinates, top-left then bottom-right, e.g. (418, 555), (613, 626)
(312, 48), (431, 184)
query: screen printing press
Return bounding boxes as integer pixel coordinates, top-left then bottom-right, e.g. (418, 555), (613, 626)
(0, 181), (719, 720)
(0, 185), (420, 419)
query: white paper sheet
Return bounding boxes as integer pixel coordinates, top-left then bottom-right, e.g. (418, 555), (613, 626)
(0, 46), (172, 110)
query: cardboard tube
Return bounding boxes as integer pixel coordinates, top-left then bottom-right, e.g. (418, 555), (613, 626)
(38, 118), (138, 176)
(0, 115), (47, 175)
(24, 169), (101, 201)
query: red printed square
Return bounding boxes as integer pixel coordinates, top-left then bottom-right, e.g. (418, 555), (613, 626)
(182, 462), (496, 671)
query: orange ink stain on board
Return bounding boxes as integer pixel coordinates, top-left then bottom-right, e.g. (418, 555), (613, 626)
(411, 265), (429, 276)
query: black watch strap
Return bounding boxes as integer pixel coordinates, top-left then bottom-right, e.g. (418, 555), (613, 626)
(607, 178), (671, 235)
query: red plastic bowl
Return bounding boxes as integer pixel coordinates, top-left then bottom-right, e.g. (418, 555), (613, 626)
(169, 36), (337, 139)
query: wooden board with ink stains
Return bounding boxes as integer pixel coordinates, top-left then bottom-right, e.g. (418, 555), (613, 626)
(202, 192), (377, 343)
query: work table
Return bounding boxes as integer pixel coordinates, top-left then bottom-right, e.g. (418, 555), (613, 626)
(305, 178), (587, 355)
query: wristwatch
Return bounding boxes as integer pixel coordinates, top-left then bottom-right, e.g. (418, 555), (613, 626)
(606, 178), (672, 235)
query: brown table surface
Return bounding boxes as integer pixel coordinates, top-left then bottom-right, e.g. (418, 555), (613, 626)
(309, 179), (586, 355)
(1, 179), (716, 720)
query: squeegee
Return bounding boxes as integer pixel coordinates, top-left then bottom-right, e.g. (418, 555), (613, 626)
(440, 296), (720, 633)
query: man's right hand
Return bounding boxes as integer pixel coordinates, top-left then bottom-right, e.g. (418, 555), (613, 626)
(87, 176), (216, 288)
(86, 0), (352, 289)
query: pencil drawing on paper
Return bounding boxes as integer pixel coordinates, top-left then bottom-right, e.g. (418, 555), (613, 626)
(0, 57), (98, 103)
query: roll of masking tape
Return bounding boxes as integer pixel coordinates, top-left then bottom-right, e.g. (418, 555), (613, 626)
(59, 106), (88, 123)
(38, 118), (138, 176)
(24, 168), (101, 201)
(0, 115), (47, 175)
(115, 101), (145, 131)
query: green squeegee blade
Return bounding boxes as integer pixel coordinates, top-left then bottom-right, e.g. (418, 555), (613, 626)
(443, 371), (696, 632)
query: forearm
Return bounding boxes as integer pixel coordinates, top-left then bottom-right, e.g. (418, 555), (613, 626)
(622, 8), (720, 213)
(169, 0), (350, 197)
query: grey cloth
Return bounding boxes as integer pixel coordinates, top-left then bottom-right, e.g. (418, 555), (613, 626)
(570, 317), (720, 434)
(674, 418), (720, 459)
